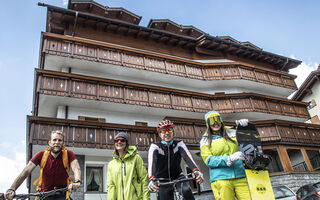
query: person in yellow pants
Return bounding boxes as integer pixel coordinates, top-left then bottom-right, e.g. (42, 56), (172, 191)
(200, 110), (250, 200)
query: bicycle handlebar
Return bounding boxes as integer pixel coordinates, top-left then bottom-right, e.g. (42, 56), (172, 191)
(12, 187), (68, 200)
(159, 177), (195, 186)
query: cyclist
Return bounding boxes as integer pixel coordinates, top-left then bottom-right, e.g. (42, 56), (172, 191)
(5, 130), (81, 200)
(148, 120), (203, 200)
(107, 132), (150, 200)
(200, 110), (250, 200)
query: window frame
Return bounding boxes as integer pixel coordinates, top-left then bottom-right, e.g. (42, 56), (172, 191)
(84, 161), (108, 193)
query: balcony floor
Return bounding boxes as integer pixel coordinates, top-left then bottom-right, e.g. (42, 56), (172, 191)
(44, 54), (295, 98)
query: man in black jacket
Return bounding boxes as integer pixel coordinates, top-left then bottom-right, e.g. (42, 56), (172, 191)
(148, 120), (203, 200)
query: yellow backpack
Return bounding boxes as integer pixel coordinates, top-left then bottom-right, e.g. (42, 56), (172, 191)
(33, 146), (73, 199)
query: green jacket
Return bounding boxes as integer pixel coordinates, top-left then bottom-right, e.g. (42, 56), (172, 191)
(200, 127), (246, 183)
(107, 146), (150, 200)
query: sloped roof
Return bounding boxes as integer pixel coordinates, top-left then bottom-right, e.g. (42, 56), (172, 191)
(39, 1), (302, 71)
(291, 66), (320, 101)
(69, 0), (141, 25)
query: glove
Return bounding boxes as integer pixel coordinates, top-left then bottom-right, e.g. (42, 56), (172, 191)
(193, 170), (204, 184)
(227, 151), (245, 167)
(235, 119), (248, 127)
(148, 178), (159, 192)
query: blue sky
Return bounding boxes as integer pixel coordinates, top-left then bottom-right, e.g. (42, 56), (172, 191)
(0, 0), (319, 193)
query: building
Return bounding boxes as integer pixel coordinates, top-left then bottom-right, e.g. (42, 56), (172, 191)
(27, 1), (320, 198)
(292, 66), (320, 125)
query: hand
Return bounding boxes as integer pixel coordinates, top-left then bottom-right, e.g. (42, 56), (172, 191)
(227, 151), (245, 167)
(148, 178), (159, 192)
(5, 189), (15, 200)
(68, 182), (81, 193)
(192, 171), (203, 184)
(235, 119), (248, 127)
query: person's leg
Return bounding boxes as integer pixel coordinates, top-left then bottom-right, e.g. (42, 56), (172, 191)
(211, 179), (235, 200)
(234, 177), (251, 200)
(158, 184), (174, 200)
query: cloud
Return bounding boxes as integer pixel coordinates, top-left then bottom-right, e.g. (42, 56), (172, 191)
(63, 0), (68, 6)
(289, 61), (318, 87)
(0, 153), (27, 194)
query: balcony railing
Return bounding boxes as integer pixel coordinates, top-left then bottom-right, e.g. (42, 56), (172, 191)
(28, 116), (320, 151)
(35, 69), (309, 119)
(28, 116), (158, 151)
(41, 32), (297, 90)
(169, 118), (320, 146)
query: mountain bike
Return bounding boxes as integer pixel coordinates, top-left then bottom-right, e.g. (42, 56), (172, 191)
(157, 174), (200, 200)
(0, 187), (68, 200)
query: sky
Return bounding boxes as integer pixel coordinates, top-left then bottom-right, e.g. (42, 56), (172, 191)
(0, 0), (319, 194)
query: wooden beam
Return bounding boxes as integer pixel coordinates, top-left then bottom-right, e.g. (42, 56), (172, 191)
(278, 145), (294, 172)
(301, 148), (314, 171)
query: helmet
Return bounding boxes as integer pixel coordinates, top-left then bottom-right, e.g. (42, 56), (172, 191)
(205, 110), (223, 126)
(157, 120), (174, 132)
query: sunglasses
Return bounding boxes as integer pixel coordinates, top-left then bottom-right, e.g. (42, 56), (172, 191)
(114, 138), (126, 143)
(160, 128), (174, 134)
(207, 116), (222, 125)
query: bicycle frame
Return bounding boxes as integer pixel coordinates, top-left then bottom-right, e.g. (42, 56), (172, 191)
(157, 176), (197, 200)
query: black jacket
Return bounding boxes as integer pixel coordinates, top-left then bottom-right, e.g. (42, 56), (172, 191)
(148, 140), (199, 180)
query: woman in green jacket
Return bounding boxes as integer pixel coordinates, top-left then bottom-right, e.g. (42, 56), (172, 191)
(107, 132), (150, 200)
(200, 110), (250, 200)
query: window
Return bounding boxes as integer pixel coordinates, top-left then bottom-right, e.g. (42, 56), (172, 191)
(287, 149), (308, 171)
(85, 162), (108, 193)
(135, 121), (148, 127)
(79, 116), (106, 123)
(86, 166), (103, 192)
(306, 150), (320, 170)
(264, 149), (284, 173)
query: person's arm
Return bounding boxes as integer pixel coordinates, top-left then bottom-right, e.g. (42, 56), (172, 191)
(178, 141), (198, 171)
(178, 141), (204, 184)
(107, 163), (117, 200)
(68, 159), (81, 192)
(135, 155), (150, 200)
(147, 144), (158, 180)
(5, 161), (36, 200)
(147, 144), (159, 192)
(200, 136), (229, 168)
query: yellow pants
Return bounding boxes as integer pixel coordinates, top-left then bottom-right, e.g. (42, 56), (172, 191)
(211, 177), (250, 200)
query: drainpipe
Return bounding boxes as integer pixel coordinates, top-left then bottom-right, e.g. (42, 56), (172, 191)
(280, 58), (289, 71)
(72, 11), (78, 37)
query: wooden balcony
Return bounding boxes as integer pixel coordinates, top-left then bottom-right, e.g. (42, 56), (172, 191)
(41, 32), (297, 90)
(35, 69), (309, 120)
(28, 116), (158, 151)
(168, 117), (320, 146)
(28, 116), (320, 151)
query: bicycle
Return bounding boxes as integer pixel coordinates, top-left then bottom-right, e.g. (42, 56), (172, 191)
(157, 174), (201, 200)
(1, 187), (68, 200)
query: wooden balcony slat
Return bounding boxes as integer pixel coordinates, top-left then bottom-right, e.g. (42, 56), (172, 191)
(36, 71), (309, 118)
(42, 35), (297, 90)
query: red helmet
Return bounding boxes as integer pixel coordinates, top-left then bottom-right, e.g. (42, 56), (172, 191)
(157, 120), (174, 132)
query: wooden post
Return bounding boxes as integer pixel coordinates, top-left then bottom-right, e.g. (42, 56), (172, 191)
(278, 145), (294, 172)
(301, 148), (314, 171)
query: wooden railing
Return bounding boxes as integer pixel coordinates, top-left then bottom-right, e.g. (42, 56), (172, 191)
(28, 116), (158, 151)
(168, 118), (320, 146)
(36, 70), (309, 119)
(28, 117), (320, 150)
(42, 32), (297, 90)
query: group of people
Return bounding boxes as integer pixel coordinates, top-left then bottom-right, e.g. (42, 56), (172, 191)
(5, 110), (251, 200)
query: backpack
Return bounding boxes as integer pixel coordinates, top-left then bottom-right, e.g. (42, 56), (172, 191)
(33, 146), (73, 199)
